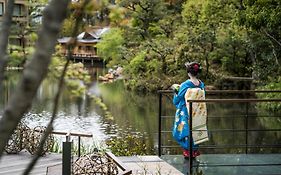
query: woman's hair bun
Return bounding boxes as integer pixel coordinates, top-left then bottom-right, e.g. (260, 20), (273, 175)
(185, 62), (202, 76)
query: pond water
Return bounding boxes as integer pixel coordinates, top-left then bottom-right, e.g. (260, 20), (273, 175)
(1, 70), (281, 155)
(0, 70), (159, 153)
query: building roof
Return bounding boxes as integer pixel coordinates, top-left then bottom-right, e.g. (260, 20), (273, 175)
(58, 27), (110, 44)
(78, 27), (110, 40)
(57, 37), (72, 43)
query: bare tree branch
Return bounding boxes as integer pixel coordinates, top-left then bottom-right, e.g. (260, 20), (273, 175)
(271, 45), (280, 66)
(0, 0), (71, 158)
(0, 0), (15, 91)
(23, 0), (91, 174)
(263, 29), (281, 48)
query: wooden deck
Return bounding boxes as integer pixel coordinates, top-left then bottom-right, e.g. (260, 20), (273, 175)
(0, 151), (183, 175)
(118, 156), (183, 174)
(0, 151), (61, 175)
(3, 152), (280, 175)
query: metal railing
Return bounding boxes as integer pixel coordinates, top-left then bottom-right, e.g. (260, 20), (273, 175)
(158, 90), (281, 175)
(49, 130), (92, 157)
(60, 131), (132, 175)
(53, 131), (92, 174)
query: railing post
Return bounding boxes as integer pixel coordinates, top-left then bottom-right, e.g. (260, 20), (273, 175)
(63, 133), (72, 175)
(245, 102), (249, 154)
(158, 92), (162, 157)
(78, 135), (81, 157)
(188, 102), (193, 175)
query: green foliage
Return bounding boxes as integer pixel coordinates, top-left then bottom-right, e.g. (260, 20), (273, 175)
(256, 77), (281, 112)
(239, 0), (281, 31)
(7, 44), (33, 67)
(51, 137), (107, 155)
(106, 131), (153, 156)
(98, 0), (281, 91)
(215, 26), (250, 76)
(182, 0), (204, 26)
(237, 0), (281, 81)
(117, 0), (167, 38)
(62, 0), (111, 31)
(8, 50), (24, 67)
(96, 28), (125, 67)
(181, 0), (243, 80)
(29, 32), (38, 42)
(48, 56), (91, 97)
(89, 94), (114, 120)
(61, 15), (79, 36)
(66, 80), (87, 97)
(108, 6), (126, 26)
(126, 51), (146, 75)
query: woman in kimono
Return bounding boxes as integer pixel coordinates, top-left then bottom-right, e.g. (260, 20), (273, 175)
(172, 62), (205, 158)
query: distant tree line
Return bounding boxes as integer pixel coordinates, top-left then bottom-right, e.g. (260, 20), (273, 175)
(5, 0), (281, 92)
(96, 0), (281, 92)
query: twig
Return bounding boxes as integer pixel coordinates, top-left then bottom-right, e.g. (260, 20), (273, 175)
(263, 29), (281, 48)
(271, 44), (280, 66)
(23, 0), (91, 174)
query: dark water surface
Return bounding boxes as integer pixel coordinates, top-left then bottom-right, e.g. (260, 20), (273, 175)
(1, 71), (280, 154)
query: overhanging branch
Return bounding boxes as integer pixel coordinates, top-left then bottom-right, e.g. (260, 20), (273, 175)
(0, 0), (71, 158)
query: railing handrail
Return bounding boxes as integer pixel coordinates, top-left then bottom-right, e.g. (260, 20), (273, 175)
(161, 115), (281, 118)
(161, 144), (281, 149)
(64, 53), (100, 58)
(33, 129), (93, 138)
(158, 89), (281, 94)
(51, 131), (93, 138)
(32, 129), (93, 162)
(161, 128), (281, 132)
(185, 98), (281, 102)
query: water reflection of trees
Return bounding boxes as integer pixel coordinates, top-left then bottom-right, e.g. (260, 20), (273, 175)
(202, 102), (281, 154)
(254, 110), (281, 153)
(1, 71), (21, 109)
(97, 81), (159, 154)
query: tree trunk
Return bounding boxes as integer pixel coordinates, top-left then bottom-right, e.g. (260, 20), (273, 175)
(0, 0), (71, 158)
(0, 0), (15, 89)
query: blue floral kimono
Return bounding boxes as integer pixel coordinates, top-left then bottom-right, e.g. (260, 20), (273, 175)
(172, 79), (205, 150)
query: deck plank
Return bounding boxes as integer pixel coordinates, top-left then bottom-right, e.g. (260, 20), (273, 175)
(3, 152), (278, 175)
(1, 152), (182, 175)
(0, 151), (61, 175)
(118, 156), (184, 175)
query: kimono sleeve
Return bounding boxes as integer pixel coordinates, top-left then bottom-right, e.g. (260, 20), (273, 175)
(173, 82), (190, 106)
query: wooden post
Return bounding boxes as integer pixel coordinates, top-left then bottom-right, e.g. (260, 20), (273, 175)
(63, 133), (72, 175)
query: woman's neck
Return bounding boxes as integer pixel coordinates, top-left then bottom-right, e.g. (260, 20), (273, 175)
(189, 76), (199, 86)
